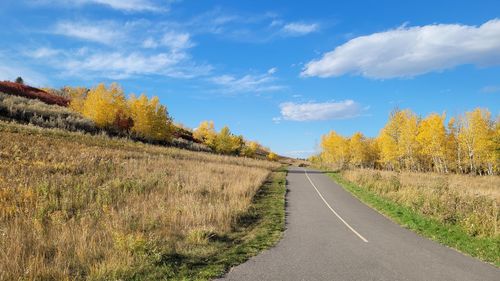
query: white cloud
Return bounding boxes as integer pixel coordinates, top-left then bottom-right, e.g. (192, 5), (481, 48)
(60, 51), (210, 79)
(41, 0), (165, 12)
(302, 19), (500, 79)
(210, 71), (283, 93)
(270, 20), (284, 27)
(142, 31), (193, 50)
(178, 9), (318, 42)
(267, 67), (277, 74)
(84, 0), (163, 12)
(26, 18), (207, 80)
(161, 31), (193, 50)
(53, 21), (123, 44)
(64, 52), (184, 77)
(26, 47), (61, 58)
(24, 46), (211, 80)
(282, 22), (319, 36)
(272, 117), (282, 124)
(481, 85), (500, 93)
(279, 100), (362, 121)
(184, 9), (247, 35)
(142, 37), (158, 48)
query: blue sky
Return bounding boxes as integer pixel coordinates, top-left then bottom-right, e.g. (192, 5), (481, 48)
(1, 0), (499, 158)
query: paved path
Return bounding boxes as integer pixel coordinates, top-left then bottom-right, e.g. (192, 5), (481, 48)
(217, 167), (499, 281)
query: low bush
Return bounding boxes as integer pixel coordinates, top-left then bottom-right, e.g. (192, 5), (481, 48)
(0, 92), (97, 132)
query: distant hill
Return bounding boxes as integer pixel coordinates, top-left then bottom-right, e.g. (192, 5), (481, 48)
(0, 81), (209, 150)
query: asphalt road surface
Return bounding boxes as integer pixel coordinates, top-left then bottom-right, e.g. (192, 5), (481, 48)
(216, 167), (499, 281)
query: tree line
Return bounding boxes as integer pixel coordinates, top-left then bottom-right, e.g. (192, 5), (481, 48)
(312, 108), (499, 175)
(193, 120), (278, 160)
(55, 83), (278, 159)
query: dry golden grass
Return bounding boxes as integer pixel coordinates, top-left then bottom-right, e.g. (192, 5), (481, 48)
(342, 169), (500, 238)
(0, 121), (279, 280)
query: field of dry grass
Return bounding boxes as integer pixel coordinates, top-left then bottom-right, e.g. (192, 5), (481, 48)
(0, 121), (280, 280)
(341, 169), (500, 238)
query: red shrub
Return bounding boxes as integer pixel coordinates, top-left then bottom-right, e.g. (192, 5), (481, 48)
(113, 110), (134, 131)
(0, 81), (70, 107)
(172, 126), (200, 143)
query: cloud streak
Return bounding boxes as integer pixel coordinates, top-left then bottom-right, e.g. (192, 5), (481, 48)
(481, 85), (500, 93)
(62, 51), (211, 79)
(23, 46), (211, 80)
(143, 32), (194, 50)
(172, 9), (320, 42)
(53, 21), (124, 44)
(210, 69), (283, 93)
(83, 0), (164, 12)
(41, 19), (207, 79)
(302, 19), (500, 79)
(279, 100), (363, 121)
(40, 0), (166, 12)
(282, 22), (319, 36)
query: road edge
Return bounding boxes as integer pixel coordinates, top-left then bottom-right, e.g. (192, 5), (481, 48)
(202, 167), (288, 280)
(325, 171), (500, 268)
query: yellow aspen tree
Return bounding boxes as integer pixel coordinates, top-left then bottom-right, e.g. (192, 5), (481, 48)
(349, 132), (368, 168)
(398, 110), (420, 171)
(417, 113), (447, 172)
(128, 94), (148, 134)
(445, 118), (463, 173)
(491, 117), (500, 174)
(66, 86), (88, 114)
(150, 96), (172, 141)
(230, 135), (244, 155)
(458, 108), (492, 174)
(365, 138), (380, 169)
(214, 126), (235, 154)
(320, 130), (350, 169)
(82, 83), (128, 128)
(128, 94), (171, 141)
(267, 152), (278, 161)
(109, 83), (129, 126)
(377, 110), (404, 170)
(470, 109), (494, 175)
(193, 120), (217, 148)
(242, 141), (259, 157)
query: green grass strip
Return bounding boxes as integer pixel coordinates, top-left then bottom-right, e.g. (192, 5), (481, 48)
(194, 168), (287, 279)
(326, 172), (499, 267)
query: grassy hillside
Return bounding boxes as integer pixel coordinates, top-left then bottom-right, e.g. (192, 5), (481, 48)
(0, 121), (284, 280)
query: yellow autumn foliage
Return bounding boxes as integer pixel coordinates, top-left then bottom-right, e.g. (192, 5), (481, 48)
(66, 86), (88, 114)
(128, 94), (172, 142)
(317, 108), (498, 175)
(81, 83), (129, 128)
(193, 120), (217, 147)
(267, 152), (278, 161)
(194, 121), (263, 156)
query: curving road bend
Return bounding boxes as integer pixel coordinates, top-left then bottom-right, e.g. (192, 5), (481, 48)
(216, 167), (499, 281)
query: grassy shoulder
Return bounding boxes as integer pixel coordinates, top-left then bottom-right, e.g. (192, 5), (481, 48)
(141, 168), (288, 280)
(195, 168), (287, 280)
(326, 172), (499, 267)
